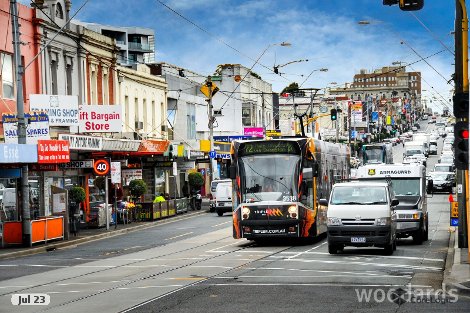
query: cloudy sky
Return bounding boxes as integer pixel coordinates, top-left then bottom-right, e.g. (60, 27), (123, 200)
(21, 0), (455, 112)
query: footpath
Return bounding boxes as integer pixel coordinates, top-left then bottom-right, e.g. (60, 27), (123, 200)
(444, 230), (470, 296)
(0, 201), (209, 260)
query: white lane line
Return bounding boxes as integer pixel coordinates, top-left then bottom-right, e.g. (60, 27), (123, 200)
(214, 274), (411, 279)
(206, 283), (433, 287)
(164, 232), (193, 241)
(54, 280), (132, 286)
(253, 268), (388, 276)
(281, 251), (444, 262)
(286, 241), (327, 259)
(282, 258), (442, 271)
(117, 285), (184, 290)
(211, 221), (231, 228)
(206, 241), (241, 253)
(189, 265), (234, 269)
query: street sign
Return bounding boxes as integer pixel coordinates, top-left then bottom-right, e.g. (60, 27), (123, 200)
(319, 106), (328, 113)
(451, 201), (459, 218)
(209, 151), (216, 159)
(351, 130), (357, 139)
(200, 82), (219, 98)
(111, 161), (121, 184)
(371, 111), (379, 122)
(451, 218), (459, 226)
(93, 159), (110, 176)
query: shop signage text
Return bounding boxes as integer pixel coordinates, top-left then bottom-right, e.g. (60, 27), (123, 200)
(58, 134), (103, 151)
(243, 127), (264, 137)
(0, 144), (38, 163)
(138, 140), (170, 154)
(213, 135), (251, 142)
(2, 112), (50, 144)
(102, 138), (141, 151)
(79, 105), (123, 133)
(58, 160), (94, 169)
(30, 94), (79, 126)
(37, 140), (70, 164)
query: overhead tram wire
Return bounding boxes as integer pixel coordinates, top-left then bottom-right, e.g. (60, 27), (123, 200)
(409, 11), (454, 57)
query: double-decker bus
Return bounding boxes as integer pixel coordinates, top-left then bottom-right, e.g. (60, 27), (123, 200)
(361, 143), (393, 165)
(230, 137), (349, 240)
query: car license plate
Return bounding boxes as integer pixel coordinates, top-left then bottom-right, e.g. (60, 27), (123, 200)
(351, 237), (366, 243)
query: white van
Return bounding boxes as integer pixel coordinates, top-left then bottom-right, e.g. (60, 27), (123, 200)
(215, 181), (233, 216)
(209, 179), (231, 212)
(321, 182), (397, 255)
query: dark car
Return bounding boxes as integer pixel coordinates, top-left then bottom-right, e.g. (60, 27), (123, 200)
(413, 123), (421, 129)
(428, 172), (454, 193)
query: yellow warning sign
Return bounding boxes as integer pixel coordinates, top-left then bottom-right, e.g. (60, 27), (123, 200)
(451, 201), (459, 218)
(200, 82), (219, 98)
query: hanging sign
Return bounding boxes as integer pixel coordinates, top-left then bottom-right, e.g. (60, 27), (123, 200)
(2, 112), (50, 144)
(93, 159), (110, 176)
(30, 94), (79, 126)
(79, 105), (123, 133)
(37, 140), (70, 164)
(111, 161), (121, 184)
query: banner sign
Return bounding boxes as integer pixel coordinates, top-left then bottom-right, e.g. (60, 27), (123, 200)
(102, 138), (141, 151)
(111, 162), (122, 184)
(177, 161), (196, 170)
(58, 134), (103, 151)
(243, 127), (264, 137)
(79, 105), (123, 133)
(138, 140), (170, 154)
(266, 129), (282, 137)
(2, 112), (50, 144)
(351, 101), (363, 123)
(37, 140), (70, 164)
(0, 144), (38, 163)
(30, 94), (79, 126)
(213, 135), (251, 142)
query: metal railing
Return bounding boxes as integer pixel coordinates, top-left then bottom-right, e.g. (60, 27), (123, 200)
(128, 42), (152, 51)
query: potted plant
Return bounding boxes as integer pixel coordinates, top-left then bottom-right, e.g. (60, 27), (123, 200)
(129, 179), (147, 202)
(68, 186), (85, 235)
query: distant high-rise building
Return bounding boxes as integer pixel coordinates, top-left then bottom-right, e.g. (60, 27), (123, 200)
(74, 21), (155, 65)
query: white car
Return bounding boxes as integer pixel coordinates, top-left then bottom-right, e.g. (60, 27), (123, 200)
(403, 155), (424, 166)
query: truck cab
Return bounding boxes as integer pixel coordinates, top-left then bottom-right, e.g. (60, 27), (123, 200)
(355, 164), (429, 244)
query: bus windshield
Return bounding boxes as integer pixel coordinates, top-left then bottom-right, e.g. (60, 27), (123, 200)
(239, 154), (299, 202)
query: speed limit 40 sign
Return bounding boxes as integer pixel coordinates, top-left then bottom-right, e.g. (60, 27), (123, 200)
(93, 159), (110, 176)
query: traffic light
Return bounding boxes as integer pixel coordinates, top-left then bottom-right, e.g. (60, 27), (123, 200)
(399, 0), (424, 11)
(454, 121), (469, 170)
(330, 109), (337, 121)
(453, 92), (469, 119)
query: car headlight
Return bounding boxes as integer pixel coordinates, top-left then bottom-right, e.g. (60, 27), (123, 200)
(327, 217), (341, 226)
(376, 217), (391, 226)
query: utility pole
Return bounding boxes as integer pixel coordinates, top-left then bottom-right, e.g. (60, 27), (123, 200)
(11, 0), (31, 246)
(207, 76), (216, 181)
(455, 0), (469, 250)
(261, 92), (265, 137)
(335, 101), (339, 143)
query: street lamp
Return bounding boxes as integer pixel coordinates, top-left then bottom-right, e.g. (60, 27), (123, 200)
(299, 68), (328, 88)
(274, 59), (309, 75)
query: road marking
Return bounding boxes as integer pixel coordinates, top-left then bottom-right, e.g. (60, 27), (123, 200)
(206, 241), (242, 253)
(215, 274), (411, 279)
(206, 283), (433, 287)
(282, 258), (442, 271)
(286, 242), (327, 259)
(164, 232), (193, 241)
(289, 251), (444, 262)
(211, 221), (231, 228)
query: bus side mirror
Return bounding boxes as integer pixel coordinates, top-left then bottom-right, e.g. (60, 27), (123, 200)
(229, 165), (236, 179)
(312, 162), (319, 177)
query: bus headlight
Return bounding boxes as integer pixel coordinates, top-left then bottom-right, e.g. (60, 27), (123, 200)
(241, 206), (250, 220)
(376, 217), (391, 226)
(288, 205), (298, 218)
(327, 217), (341, 226)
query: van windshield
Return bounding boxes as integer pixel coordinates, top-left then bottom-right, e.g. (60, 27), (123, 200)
(365, 178), (420, 196)
(331, 186), (387, 205)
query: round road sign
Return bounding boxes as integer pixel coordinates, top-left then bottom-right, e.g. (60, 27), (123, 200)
(93, 159), (110, 176)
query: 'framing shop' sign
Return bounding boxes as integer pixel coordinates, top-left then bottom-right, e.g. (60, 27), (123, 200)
(30, 94), (79, 126)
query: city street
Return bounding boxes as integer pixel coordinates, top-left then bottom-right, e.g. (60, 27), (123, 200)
(0, 124), (469, 312)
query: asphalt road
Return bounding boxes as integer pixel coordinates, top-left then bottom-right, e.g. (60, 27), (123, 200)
(1, 120), (469, 312)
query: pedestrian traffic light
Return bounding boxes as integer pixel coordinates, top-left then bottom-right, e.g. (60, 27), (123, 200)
(453, 92), (469, 119)
(454, 121), (469, 170)
(330, 109), (337, 121)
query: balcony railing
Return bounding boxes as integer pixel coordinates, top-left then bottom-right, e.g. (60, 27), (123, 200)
(128, 42), (152, 52)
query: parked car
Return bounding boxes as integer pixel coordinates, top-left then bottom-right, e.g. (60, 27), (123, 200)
(209, 179), (231, 212)
(214, 181), (233, 216)
(433, 163), (454, 173)
(439, 155), (454, 164)
(429, 144), (438, 155)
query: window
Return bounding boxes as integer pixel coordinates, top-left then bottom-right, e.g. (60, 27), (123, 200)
(186, 103), (196, 139)
(55, 3), (64, 19)
(135, 97), (139, 123)
(242, 103), (254, 126)
(66, 63), (73, 95)
(90, 64), (97, 103)
(124, 95), (129, 130)
(51, 59), (58, 95)
(1, 53), (14, 99)
(143, 98), (147, 132)
(151, 100), (156, 136)
(102, 68), (109, 104)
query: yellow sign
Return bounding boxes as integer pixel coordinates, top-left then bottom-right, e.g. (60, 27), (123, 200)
(200, 82), (219, 98)
(451, 201), (459, 218)
(368, 169), (376, 176)
(386, 116), (392, 125)
(266, 129), (281, 137)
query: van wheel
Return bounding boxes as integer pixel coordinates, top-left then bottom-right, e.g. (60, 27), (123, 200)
(217, 210), (223, 216)
(412, 228), (424, 245)
(384, 241), (394, 255)
(424, 217), (429, 241)
(328, 243), (338, 254)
